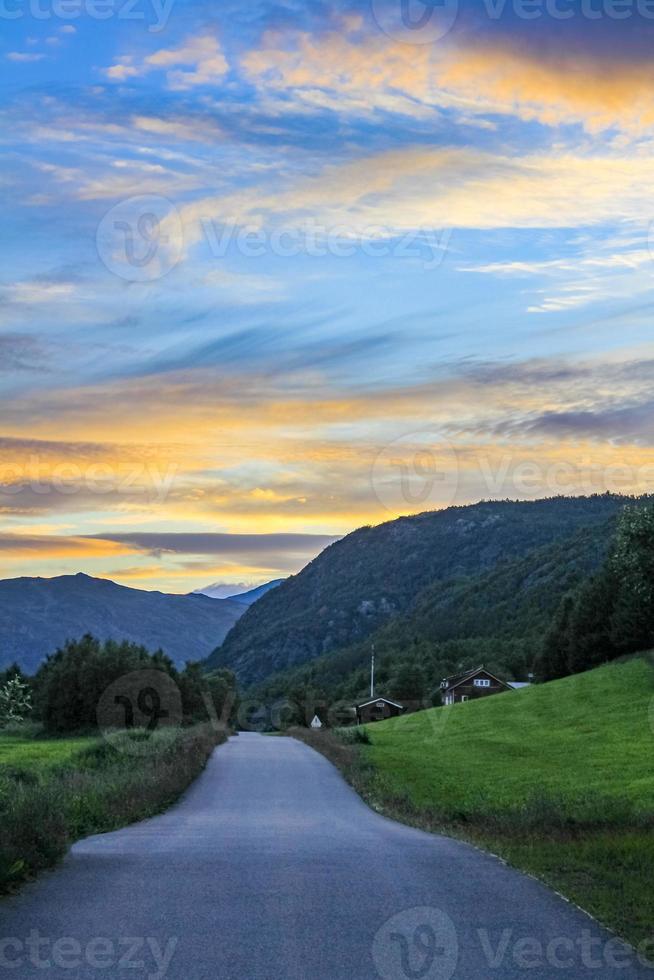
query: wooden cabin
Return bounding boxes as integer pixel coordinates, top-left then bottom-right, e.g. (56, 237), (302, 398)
(440, 665), (512, 706)
(356, 697), (405, 724)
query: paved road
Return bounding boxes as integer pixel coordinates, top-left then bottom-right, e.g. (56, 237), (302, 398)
(0, 733), (650, 979)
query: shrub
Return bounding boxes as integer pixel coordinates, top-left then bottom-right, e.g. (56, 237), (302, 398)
(334, 725), (371, 745)
(0, 677), (32, 727)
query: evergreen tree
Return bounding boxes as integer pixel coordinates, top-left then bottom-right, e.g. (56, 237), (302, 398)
(565, 568), (617, 674)
(609, 505), (654, 654)
(535, 595), (574, 681)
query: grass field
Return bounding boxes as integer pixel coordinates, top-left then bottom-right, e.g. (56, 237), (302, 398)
(0, 733), (98, 770)
(295, 654), (654, 952)
(368, 655), (654, 821)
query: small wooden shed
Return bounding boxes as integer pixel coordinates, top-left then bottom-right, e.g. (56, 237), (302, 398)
(355, 697), (405, 725)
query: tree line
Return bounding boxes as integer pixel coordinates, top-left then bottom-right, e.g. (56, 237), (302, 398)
(0, 635), (238, 734)
(536, 504), (654, 681)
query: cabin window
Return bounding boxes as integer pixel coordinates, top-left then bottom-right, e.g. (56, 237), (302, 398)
(461, 695), (469, 702)
(474, 678), (491, 687)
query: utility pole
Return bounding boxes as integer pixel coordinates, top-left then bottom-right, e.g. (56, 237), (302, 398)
(370, 644), (375, 698)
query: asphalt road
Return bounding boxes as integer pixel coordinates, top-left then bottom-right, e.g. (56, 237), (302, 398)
(0, 732), (650, 979)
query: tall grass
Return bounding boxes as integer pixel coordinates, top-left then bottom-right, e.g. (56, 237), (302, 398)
(0, 725), (224, 892)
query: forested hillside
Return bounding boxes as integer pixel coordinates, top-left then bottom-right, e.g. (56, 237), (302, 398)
(207, 495), (631, 686)
(538, 504), (654, 680)
(253, 519), (616, 706)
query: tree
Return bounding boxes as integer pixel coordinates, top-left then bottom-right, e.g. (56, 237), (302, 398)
(391, 662), (427, 702)
(535, 596), (571, 680)
(0, 676), (32, 726)
(566, 567), (617, 674)
(535, 503), (654, 682)
(0, 663), (27, 687)
(609, 505), (654, 654)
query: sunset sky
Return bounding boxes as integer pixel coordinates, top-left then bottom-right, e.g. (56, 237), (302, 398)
(2, 0), (654, 591)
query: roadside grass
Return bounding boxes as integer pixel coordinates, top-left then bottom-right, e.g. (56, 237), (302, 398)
(0, 724), (225, 893)
(0, 732), (98, 771)
(292, 654), (654, 952)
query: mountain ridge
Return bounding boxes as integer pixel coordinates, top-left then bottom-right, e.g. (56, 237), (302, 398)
(0, 573), (246, 672)
(205, 495), (638, 686)
(253, 518), (616, 704)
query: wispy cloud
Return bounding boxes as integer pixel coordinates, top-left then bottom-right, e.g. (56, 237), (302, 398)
(7, 52), (45, 63)
(462, 244), (654, 313)
(106, 34), (228, 90)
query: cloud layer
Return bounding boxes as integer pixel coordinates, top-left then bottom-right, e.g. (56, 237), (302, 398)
(2, 3), (654, 590)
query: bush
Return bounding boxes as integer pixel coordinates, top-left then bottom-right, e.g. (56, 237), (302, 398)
(0, 677), (32, 727)
(334, 725), (371, 745)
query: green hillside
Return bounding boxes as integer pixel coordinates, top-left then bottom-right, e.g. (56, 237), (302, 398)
(356, 656), (654, 948)
(208, 495), (632, 685)
(368, 656), (654, 818)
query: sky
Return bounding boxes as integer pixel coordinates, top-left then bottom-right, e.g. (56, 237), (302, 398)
(2, 0), (654, 592)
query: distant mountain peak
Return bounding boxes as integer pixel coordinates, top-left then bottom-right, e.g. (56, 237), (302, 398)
(195, 579), (285, 604)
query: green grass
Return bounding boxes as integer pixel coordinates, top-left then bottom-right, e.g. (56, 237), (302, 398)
(296, 655), (654, 952)
(0, 733), (98, 771)
(368, 655), (654, 822)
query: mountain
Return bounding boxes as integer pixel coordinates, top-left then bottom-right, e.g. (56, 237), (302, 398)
(253, 519), (616, 704)
(226, 580), (285, 605)
(0, 573), (246, 673)
(195, 579), (285, 604)
(205, 495), (634, 686)
(193, 582), (254, 599)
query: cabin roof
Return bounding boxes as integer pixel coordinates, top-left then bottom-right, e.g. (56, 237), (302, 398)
(441, 665), (512, 692)
(356, 697), (405, 710)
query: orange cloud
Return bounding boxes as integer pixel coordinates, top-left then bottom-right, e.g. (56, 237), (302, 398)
(0, 534), (134, 559)
(243, 25), (654, 133)
(434, 41), (654, 133)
